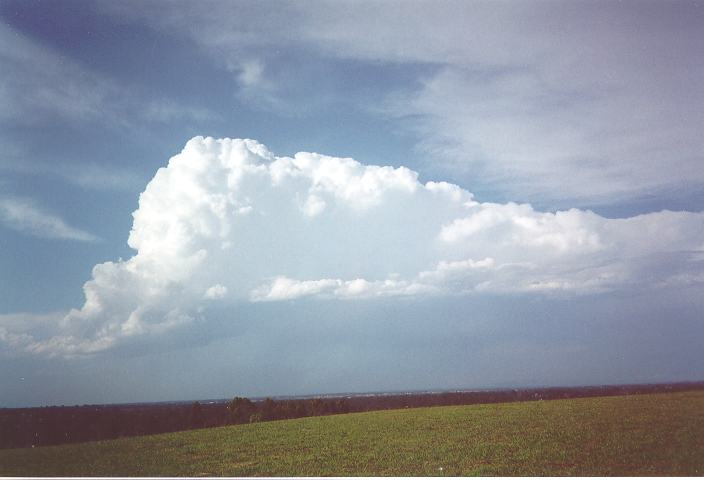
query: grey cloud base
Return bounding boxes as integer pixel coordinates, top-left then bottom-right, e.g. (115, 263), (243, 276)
(1, 137), (703, 357)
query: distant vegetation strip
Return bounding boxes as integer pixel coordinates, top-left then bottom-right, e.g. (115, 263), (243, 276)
(1, 381), (702, 450)
(1, 391), (703, 476)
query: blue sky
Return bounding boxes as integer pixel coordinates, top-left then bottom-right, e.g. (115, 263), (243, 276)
(1, 0), (703, 407)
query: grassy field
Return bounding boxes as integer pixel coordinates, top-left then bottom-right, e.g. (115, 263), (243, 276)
(1, 390), (703, 476)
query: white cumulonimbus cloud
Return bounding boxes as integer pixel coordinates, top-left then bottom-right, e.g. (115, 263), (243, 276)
(2, 137), (703, 356)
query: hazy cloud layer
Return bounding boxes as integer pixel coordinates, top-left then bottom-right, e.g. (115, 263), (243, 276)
(2, 137), (702, 357)
(104, 0), (704, 204)
(0, 22), (213, 129)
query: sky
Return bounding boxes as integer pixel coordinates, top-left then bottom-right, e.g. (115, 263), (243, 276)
(0, 0), (703, 407)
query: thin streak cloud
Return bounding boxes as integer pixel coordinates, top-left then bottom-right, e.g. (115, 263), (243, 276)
(0, 196), (98, 242)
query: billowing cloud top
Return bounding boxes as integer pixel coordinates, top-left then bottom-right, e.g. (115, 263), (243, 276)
(3, 137), (703, 356)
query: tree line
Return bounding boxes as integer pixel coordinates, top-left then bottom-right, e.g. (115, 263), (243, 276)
(0, 395), (352, 449)
(1, 381), (701, 450)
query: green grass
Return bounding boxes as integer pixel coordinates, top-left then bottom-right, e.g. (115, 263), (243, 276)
(1, 391), (703, 476)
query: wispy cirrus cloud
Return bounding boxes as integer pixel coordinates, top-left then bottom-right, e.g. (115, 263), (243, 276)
(0, 152), (145, 192)
(0, 22), (215, 129)
(0, 196), (97, 242)
(103, 0), (704, 205)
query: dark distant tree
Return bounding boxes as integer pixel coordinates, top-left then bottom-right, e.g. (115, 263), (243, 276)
(106, 410), (123, 438)
(261, 398), (278, 421)
(309, 398), (327, 416)
(143, 412), (160, 435)
(334, 398), (350, 414)
(189, 402), (203, 428)
(228, 397), (256, 424)
(294, 400), (308, 418)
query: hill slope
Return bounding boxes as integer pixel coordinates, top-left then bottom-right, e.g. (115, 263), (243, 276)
(1, 391), (703, 476)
